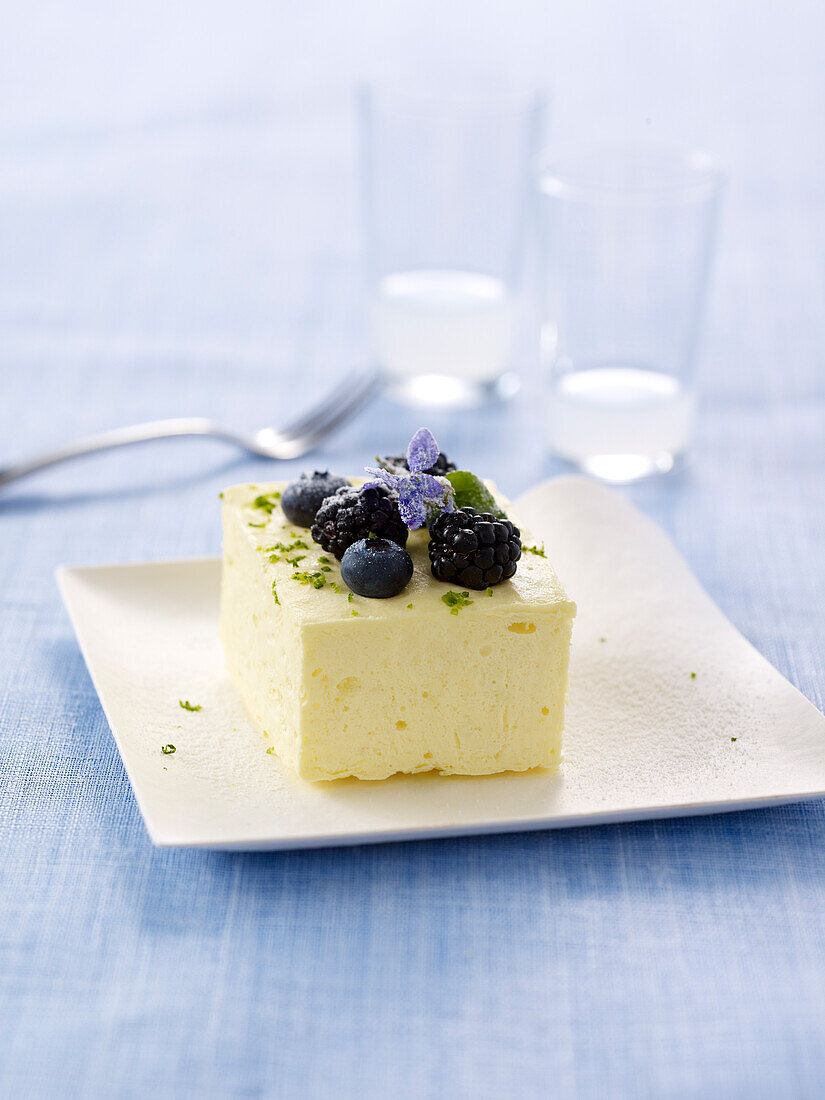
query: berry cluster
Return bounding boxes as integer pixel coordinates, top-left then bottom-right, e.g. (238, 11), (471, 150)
(279, 429), (523, 598)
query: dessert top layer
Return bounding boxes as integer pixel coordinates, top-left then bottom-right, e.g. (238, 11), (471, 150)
(221, 480), (575, 625)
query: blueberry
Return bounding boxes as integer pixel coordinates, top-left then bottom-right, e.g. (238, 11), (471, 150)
(281, 471), (349, 527)
(341, 538), (414, 599)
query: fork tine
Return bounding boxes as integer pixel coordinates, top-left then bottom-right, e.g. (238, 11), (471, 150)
(294, 371), (379, 447)
(276, 368), (377, 442)
(273, 369), (381, 458)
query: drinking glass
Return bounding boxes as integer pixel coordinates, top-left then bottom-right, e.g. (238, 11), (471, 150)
(539, 143), (724, 481)
(359, 83), (546, 408)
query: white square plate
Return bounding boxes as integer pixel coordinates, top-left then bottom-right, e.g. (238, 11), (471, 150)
(57, 476), (825, 849)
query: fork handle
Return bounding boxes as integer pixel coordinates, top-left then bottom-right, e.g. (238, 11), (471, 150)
(0, 417), (243, 489)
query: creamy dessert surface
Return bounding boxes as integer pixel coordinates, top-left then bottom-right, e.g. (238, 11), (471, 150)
(220, 480), (574, 624)
(220, 479), (576, 781)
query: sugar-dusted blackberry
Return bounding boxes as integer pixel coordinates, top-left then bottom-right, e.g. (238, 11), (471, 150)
(428, 506), (521, 589)
(281, 471), (349, 527)
(383, 451), (457, 477)
(311, 485), (408, 560)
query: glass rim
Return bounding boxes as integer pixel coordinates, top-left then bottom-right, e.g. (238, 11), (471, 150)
(358, 80), (548, 120)
(539, 141), (726, 204)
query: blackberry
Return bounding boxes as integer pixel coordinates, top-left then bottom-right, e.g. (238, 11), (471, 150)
(311, 485), (408, 560)
(383, 451), (457, 476)
(281, 471), (349, 527)
(428, 507), (521, 589)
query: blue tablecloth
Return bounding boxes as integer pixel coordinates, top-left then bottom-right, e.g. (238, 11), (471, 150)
(2, 3), (824, 1096)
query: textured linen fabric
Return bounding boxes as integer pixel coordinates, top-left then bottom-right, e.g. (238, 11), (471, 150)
(1, 2), (825, 1097)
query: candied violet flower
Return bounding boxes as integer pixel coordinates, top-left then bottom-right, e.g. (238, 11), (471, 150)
(364, 427), (455, 530)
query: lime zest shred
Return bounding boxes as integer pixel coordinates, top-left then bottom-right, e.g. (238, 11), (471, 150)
(266, 539), (311, 564)
(441, 590), (473, 615)
(262, 538), (308, 555)
(291, 570), (326, 590)
(252, 492), (281, 514)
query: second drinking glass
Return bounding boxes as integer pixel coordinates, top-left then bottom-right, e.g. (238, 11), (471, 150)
(359, 84), (546, 408)
(539, 143), (724, 480)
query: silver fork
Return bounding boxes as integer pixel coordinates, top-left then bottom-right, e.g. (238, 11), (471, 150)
(0, 368), (382, 489)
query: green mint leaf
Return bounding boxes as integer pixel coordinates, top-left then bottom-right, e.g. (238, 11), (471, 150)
(445, 471), (506, 519)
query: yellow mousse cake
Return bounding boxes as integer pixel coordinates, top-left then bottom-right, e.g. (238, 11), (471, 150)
(220, 478), (575, 781)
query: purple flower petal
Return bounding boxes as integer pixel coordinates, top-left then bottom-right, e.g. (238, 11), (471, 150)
(363, 466), (398, 488)
(417, 473), (447, 500)
(397, 479), (427, 529)
(406, 427), (440, 474)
